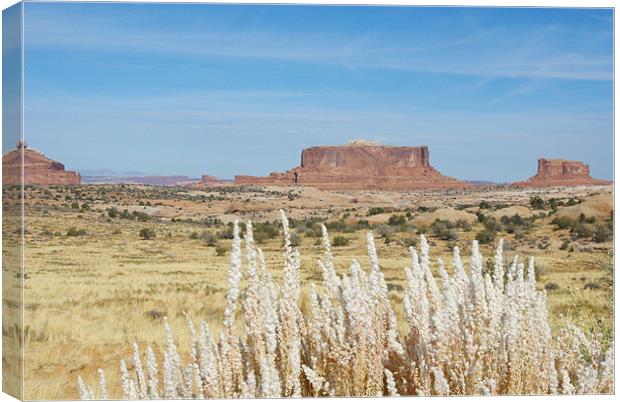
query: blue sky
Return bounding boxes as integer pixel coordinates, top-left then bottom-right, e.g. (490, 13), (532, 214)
(19, 2), (613, 181)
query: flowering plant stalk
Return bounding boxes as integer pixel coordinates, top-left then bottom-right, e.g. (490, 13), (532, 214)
(78, 210), (613, 399)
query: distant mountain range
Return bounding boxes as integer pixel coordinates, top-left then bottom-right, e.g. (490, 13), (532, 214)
(466, 180), (506, 187)
(80, 169), (506, 188)
(79, 168), (152, 177)
(80, 169), (201, 186)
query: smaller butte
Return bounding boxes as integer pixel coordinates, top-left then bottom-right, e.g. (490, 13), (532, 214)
(512, 158), (610, 187)
(200, 174), (230, 187)
(2, 141), (81, 185)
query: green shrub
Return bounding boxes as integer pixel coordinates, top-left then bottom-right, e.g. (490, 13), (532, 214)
(403, 238), (417, 248)
(500, 214), (524, 226)
(290, 232), (302, 247)
(325, 220), (345, 232)
(484, 218), (502, 233)
(572, 223), (592, 239)
(530, 196), (546, 210)
(215, 245), (227, 256)
(456, 219), (472, 231)
(332, 236), (349, 247)
(501, 214), (533, 234)
(253, 231), (269, 244)
(203, 231), (218, 247)
(431, 220), (459, 241)
(476, 228), (496, 244)
(218, 226), (235, 240)
(388, 214), (407, 226)
(584, 282), (601, 290)
(295, 222), (322, 237)
(253, 221), (280, 240)
(513, 227), (526, 240)
(66, 227), (86, 237)
(548, 198), (561, 212)
(551, 216), (577, 230)
(204, 217), (223, 227)
(355, 220), (370, 230)
(108, 207), (119, 218)
(374, 224), (395, 238)
(544, 282), (560, 291)
(559, 240), (571, 251)
(367, 207), (388, 216)
(139, 228), (156, 240)
(593, 224), (612, 243)
(579, 213), (596, 224)
(133, 211), (150, 222)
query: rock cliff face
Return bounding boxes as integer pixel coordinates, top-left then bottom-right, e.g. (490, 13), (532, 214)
(201, 175), (226, 186)
(512, 158), (609, 187)
(235, 142), (471, 190)
(2, 142), (81, 185)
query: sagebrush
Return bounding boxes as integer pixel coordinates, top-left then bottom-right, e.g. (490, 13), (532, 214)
(78, 210), (613, 398)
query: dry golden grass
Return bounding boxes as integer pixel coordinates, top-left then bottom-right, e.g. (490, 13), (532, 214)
(9, 184), (613, 399)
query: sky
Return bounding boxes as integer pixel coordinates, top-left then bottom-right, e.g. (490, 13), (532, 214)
(15, 2), (614, 181)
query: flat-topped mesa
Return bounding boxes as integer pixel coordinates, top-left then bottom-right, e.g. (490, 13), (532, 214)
(512, 158), (610, 187)
(235, 142), (472, 190)
(2, 141), (81, 185)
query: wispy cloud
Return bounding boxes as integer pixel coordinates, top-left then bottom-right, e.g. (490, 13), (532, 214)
(24, 10), (612, 81)
(486, 79), (546, 104)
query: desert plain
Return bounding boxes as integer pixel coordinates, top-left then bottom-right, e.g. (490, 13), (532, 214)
(1, 181), (613, 399)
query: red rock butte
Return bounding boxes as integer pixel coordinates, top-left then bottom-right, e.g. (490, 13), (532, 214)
(201, 174), (229, 187)
(512, 158), (610, 187)
(234, 141), (472, 190)
(2, 141), (81, 185)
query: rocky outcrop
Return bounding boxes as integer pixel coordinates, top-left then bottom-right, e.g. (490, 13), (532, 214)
(413, 208), (478, 227)
(512, 158), (610, 187)
(235, 141), (471, 190)
(553, 194), (613, 221)
(201, 175), (229, 187)
(2, 141), (80, 185)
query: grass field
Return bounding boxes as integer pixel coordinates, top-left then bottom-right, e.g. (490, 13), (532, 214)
(3, 183), (613, 399)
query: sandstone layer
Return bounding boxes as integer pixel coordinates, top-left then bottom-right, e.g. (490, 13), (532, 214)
(554, 194), (613, 221)
(234, 142), (471, 190)
(200, 174), (231, 187)
(2, 142), (80, 185)
(512, 158), (610, 187)
(413, 208), (477, 227)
